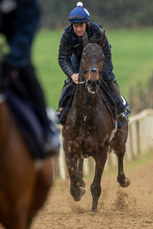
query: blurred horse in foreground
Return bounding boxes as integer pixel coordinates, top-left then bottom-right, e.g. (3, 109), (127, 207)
(62, 35), (130, 211)
(0, 93), (58, 228)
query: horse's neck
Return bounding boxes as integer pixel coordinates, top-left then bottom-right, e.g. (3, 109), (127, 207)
(74, 85), (100, 117)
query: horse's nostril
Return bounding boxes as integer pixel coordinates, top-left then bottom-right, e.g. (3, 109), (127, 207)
(87, 80), (92, 85)
(87, 80), (100, 88)
(96, 80), (100, 85)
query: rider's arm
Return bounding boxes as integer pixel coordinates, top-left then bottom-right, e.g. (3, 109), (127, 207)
(6, 0), (41, 68)
(58, 31), (75, 79)
(88, 24), (111, 71)
(100, 31), (112, 71)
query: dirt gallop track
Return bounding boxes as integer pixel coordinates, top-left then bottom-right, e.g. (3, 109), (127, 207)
(0, 157), (152, 228)
(30, 156), (153, 229)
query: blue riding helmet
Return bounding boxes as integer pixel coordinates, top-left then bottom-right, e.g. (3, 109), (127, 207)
(69, 2), (90, 23)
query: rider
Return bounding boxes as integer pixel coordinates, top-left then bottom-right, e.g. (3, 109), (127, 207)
(0, 0), (60, 156)
(57, 2), (128, 123)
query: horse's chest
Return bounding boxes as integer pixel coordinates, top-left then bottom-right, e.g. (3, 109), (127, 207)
(65, 124), (109, 156)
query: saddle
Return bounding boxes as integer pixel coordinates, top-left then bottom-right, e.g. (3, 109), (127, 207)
(6, 91), (47, 159)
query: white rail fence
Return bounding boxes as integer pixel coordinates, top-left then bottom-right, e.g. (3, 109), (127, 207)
(55, 109), (153, 179)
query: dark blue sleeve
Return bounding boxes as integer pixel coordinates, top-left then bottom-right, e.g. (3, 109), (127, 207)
(6, 0), (41, 68)
(58, 31), (75, 78)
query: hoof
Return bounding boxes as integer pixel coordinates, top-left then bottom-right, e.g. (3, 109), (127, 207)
(81, 180), (86, 188)
(80, 187), (86, 196)
(73, 187), (86, 201)
(91, 206), (97, 212)
(119, 176), (130, 187)
(91, 200), (98, 212)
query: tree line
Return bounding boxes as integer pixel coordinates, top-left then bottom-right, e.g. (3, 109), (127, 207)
(41, 0), (153, 29)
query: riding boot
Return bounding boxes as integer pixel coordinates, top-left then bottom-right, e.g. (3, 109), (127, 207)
(107, 80), (128, 122)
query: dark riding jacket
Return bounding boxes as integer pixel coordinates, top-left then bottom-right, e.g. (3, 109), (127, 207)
(0, 0), (41, 68)
(58, 22), (113, 81)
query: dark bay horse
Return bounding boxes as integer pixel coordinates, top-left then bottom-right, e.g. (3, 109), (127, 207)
(62, 38), (130, 211)
(0, 93), (57, 228)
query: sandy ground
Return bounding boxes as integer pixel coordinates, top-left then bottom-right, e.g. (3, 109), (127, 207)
(29, 157), (153, 229)
(0, 157), (153, 229)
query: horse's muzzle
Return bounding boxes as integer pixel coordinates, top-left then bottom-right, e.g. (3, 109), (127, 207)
(86, 79), (100, 94)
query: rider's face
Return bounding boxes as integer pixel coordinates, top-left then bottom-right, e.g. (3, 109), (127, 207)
(73, 23), (87, 37)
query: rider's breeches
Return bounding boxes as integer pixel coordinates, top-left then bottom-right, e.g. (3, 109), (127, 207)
(107, 80), (122, 103)
(102, 60), (122, 102)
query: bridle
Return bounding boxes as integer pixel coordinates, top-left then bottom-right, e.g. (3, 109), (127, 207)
(83, 67), (102, 75)
(78, 67), (102, 85)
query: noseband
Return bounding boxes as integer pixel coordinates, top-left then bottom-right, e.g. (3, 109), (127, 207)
(78, 67), (101, 85)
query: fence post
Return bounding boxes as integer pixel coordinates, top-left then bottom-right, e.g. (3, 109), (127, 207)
(136, 120), (141, 154)
(129, 124), (135, 159)
(58, 133), (66, 180)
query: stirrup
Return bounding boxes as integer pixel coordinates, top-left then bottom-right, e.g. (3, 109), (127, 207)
(55, 107), (63, 121)
(56, 107), (63, 114)
(116, 112), (128, 122)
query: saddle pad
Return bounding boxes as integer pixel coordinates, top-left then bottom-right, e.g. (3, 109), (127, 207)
(99, 88), (131, 116)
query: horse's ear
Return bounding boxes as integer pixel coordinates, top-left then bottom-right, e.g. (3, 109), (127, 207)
(82, 31), (89, 47)
(101, 30), (106, 47)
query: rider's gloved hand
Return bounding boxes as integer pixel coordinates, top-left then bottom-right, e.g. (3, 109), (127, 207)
(71, 73), (79, 84)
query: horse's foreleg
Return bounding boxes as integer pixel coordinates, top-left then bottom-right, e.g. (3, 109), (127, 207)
(91, 150), (107, 211)
(77, 158), (86, 188)
(66, 154), (85, 201)
(116, 150), (130, 187)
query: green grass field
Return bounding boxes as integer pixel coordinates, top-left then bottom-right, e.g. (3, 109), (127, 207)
(33, 28), (153, 109)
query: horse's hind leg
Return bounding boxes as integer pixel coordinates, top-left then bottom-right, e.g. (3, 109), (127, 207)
(91, 149), (107, 211)
(110, 126), (130, 187)
(116, 148), (130, 187)
(66, 153), (85, 201)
